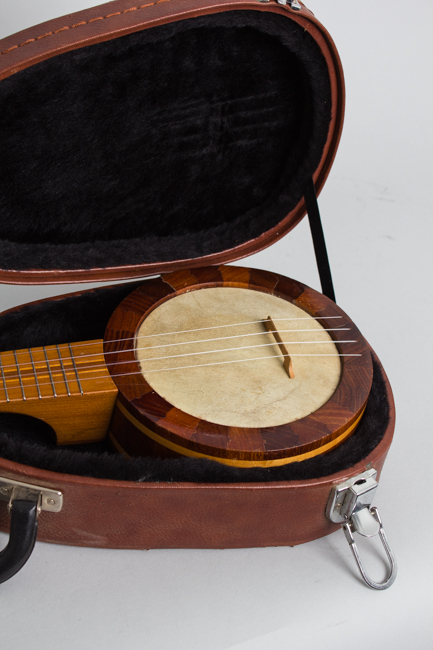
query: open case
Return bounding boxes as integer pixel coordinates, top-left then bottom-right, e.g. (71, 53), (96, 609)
(0, 0), (395, 587)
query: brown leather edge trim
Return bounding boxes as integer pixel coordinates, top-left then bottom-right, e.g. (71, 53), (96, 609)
(0, 0), (312, 72)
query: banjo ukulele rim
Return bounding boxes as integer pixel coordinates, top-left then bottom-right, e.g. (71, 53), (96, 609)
(104, 266), (373, 466)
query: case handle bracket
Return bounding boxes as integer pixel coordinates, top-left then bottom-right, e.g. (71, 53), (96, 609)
(0, 477), (63, 584)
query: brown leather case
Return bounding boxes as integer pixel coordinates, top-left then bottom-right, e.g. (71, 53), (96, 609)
(0, 0), (394, 562)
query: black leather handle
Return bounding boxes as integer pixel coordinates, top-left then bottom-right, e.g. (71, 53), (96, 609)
(0, 499), (39, 584)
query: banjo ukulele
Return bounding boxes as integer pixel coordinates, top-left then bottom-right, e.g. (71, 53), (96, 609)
(0, 266), (372, 468)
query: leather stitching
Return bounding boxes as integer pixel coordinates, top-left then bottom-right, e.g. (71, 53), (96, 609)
(0, 0), (172, 57)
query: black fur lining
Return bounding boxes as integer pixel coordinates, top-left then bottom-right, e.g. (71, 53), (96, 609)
(0, 11), (331, 272)
(0, 282), (390, 483)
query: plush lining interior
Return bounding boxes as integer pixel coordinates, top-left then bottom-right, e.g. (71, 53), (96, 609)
(0, 282), (390, 483)
(0, 10), (332, 272)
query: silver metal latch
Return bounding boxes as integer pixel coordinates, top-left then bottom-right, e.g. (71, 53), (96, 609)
(0, 477), (63, 514)
(326, 469), (397, 590)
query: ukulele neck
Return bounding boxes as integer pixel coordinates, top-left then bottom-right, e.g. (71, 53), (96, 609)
(0, 340), (118, 445)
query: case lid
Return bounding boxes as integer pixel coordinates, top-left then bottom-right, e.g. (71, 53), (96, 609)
(0, 0), (344, 284)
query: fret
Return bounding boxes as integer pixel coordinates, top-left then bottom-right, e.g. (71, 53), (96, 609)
(13, 350), (26, 401)
(56, 344), (71, 396)
(28, 348), (42, 399)
(0, 355), (9, 403)
(43, 346), (57, 398)
(68, 343), (83, 395)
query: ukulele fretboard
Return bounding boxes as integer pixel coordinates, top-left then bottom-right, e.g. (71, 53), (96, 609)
(0, 340), (118, 445)
(0, 340), (112, 402)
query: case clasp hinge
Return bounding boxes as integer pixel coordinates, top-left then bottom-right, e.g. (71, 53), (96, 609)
(276, 0), (302, 8)
(326, 469), (397, 590)
(0, 477), (63, 514)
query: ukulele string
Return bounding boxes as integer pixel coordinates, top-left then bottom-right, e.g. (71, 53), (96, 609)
(0, 316), (346, 371)
(1, 327), (359, 386)
(0, 325), (350, 372)
(0, 314), (356, 389)
(0, 330), (355, 379)
(122, 327), (352, 353)
(104, 315), (345, 345)
(112, 338), (359, 366)
(0, 352), (362, 391)
(128, 352), (362, 375)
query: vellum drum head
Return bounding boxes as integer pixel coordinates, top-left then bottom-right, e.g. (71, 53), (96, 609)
(136, 287), (341, 428)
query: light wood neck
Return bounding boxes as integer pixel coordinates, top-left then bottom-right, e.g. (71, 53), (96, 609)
(0, 340), (118, 445)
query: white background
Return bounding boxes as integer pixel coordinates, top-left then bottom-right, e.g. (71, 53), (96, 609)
(0, 1), (432, 648)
